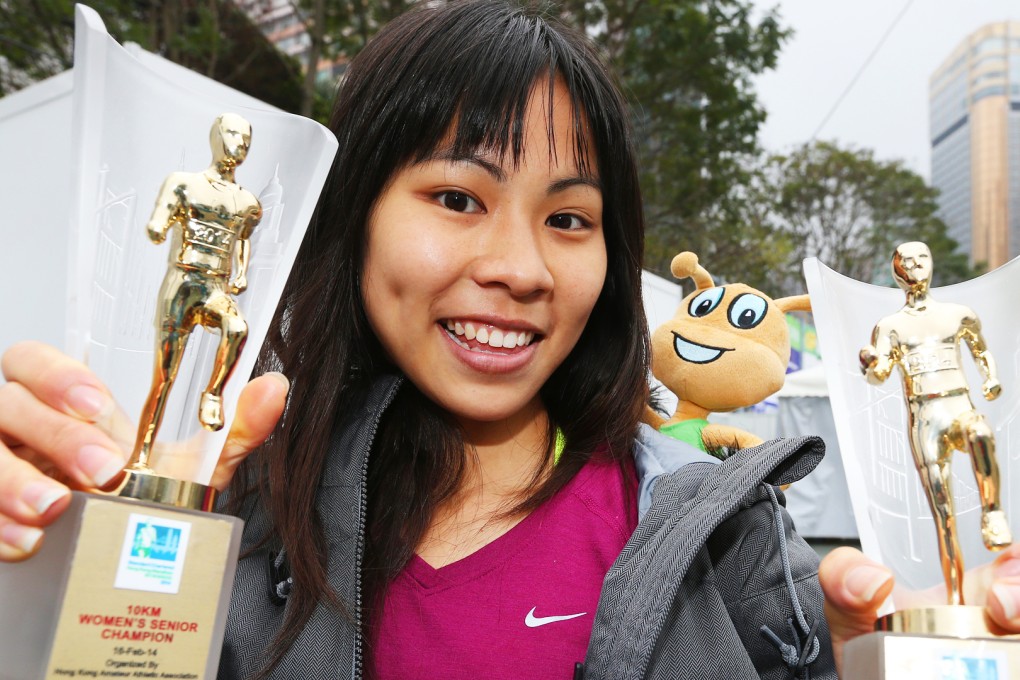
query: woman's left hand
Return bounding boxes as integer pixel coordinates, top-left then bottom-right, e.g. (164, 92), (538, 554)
(819, 545), (1020, 674)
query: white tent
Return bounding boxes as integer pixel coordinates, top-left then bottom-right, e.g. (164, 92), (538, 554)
(777, 365), (858, 539)
(777, 364), (829, 398)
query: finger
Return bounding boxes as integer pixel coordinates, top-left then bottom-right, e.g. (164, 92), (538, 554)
(0, 381), (125, 489)
(0, 516), (46, 562)
(210, 372), (289, 490)
(986, 543), (1020, 631)
(0, 444), (71, 525)
(1, 341), (118, 428)
(818, 546), (894, 674)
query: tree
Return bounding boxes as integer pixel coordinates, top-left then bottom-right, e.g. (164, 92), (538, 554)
(766, 141), (976, 291)
(0, 0), (78, 95)
(688, 156), (799, 294)
(556, 0), (790, 281)
(244, 0), (413, 118)
(0, 1), (303, 111)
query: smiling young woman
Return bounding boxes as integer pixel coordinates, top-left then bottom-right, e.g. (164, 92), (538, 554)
(231, 4), (650, 676)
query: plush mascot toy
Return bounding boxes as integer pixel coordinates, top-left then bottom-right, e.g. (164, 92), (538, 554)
(645, 251), (811, 459)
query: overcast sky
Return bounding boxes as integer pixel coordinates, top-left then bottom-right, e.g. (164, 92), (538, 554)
(752, 0), (1018, 179)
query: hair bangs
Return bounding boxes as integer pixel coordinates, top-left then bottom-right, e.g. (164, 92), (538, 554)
(399, 6), (597, 181)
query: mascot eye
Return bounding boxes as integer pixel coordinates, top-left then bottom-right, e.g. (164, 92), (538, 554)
(727, 294), (768, 329)
(688, 287), (725, 317)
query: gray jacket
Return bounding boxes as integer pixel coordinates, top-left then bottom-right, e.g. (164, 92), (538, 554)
(220, 376), (836, 679)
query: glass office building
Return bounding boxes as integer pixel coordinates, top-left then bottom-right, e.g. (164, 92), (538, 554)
(930, 22), (1020, 270)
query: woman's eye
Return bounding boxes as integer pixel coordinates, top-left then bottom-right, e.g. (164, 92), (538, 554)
(546, 213), (588, 230)
(437, 192), (482, 213)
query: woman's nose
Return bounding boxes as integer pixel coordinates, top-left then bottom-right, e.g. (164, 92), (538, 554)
(469, 212), (554, 297)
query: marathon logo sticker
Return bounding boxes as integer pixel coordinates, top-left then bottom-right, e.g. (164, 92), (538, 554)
(938, 652), (1007, 680)
(114, 513), (192, 594)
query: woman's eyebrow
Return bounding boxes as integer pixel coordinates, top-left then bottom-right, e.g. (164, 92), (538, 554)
(421, 149), (600, 195)
(424, 148), (506, 182)
(548, 176), (601, 196)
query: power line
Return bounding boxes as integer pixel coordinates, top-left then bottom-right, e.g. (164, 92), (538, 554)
(811, 0), (916, 140)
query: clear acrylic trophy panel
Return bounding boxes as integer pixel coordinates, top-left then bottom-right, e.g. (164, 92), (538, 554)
(68, 5), (338, 484)
(804, 256), (1020, 612)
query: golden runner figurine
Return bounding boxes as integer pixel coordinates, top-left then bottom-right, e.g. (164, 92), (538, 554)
(129, 113), (262, 472)
(860, 241), (1011, 605)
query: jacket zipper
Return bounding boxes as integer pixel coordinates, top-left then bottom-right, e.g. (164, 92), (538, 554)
(353, 446), (369, 680)
(352, 377), (403, 679)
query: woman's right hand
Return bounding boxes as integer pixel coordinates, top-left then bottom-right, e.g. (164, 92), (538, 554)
(820, 545), (1020, 674)
(0, 341), (288, 562)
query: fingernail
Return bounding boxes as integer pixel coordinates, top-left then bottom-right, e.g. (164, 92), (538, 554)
(992, 583), (1019, 621)
(265, 372), (289, 389)
(845, 564), (893, 603)
(65, 385), (109, 420)
(0, 524), (43, 554)
(22, 482), (70, 516)
(77, 445), (124, 487)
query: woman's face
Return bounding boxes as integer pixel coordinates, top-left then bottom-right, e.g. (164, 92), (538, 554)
(361, 79), (607, 430)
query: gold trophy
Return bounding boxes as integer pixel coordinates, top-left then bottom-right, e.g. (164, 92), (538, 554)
(0, 8), (337, 678)
(844, 241), (1018, 678)
(121, 112), (261, 504)
(0, 114), (261, 680)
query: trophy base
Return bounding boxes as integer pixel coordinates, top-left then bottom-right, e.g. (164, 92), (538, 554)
(107, 467), (217, 511)
(844, 607), (1020, 680)
(0, 491), (242, 680)
(878, 605), (1020, 638)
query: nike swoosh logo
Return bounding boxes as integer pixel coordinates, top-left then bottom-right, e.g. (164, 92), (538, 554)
(525, 606), (587, 628)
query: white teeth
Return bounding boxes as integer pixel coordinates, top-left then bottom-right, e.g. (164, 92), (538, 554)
(445, 320), (536, 348)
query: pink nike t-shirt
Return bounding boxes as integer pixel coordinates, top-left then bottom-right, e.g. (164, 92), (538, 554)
(369, 455), (637, 679)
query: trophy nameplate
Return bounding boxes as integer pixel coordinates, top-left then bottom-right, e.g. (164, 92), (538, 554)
(2, 493), (241, 679)
(844, 630), (1019, 679)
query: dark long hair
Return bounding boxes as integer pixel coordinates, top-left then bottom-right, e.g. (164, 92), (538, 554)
(233, 0), (648, 674)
